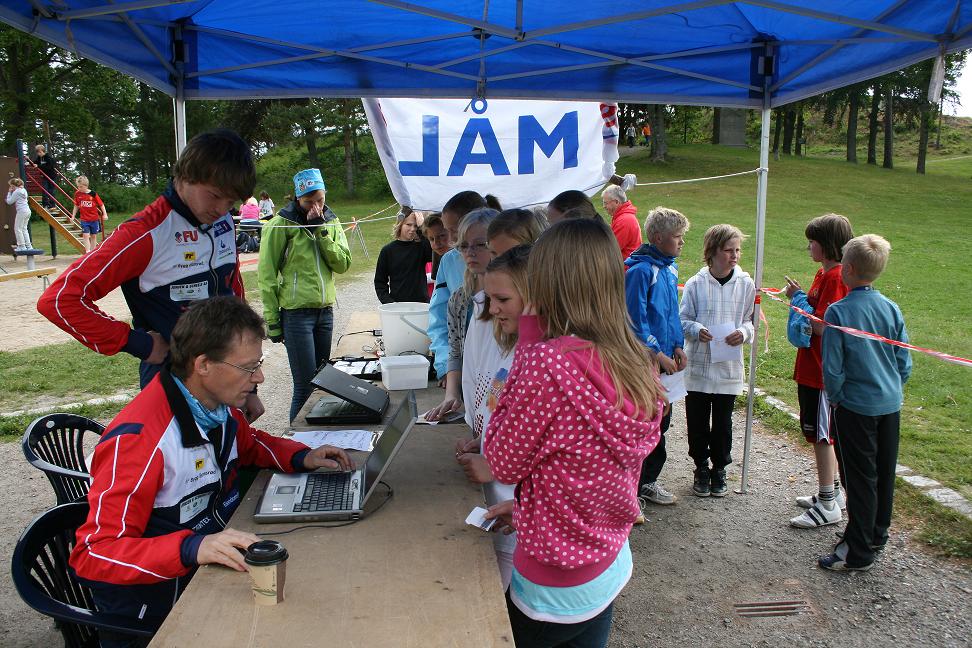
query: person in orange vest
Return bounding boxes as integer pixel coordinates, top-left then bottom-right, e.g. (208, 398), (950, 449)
(641, 123), (652, 146)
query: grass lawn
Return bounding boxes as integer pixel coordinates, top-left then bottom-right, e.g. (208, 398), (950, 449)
(611, 143), (972, 503)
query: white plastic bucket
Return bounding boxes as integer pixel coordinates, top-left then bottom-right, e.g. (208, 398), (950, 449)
(378, 302), (431, 357)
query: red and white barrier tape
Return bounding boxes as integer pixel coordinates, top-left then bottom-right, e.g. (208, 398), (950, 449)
(760, 287), (972, 369)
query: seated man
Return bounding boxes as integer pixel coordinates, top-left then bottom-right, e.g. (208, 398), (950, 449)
(69, 296), (352, 646)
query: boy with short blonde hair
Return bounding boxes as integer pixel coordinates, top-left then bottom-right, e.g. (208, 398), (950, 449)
(625, 206), (690, 509)
(71, 175), (109, 252)
(817, 234), (911, 571)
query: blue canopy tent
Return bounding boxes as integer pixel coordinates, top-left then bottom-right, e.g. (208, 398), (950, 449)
(2, 0), (969, 488)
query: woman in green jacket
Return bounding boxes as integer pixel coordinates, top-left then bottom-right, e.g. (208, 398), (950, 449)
(258, 168), (352, 421)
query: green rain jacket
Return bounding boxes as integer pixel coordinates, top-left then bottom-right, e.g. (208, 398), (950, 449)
(257, 201), (352, 338)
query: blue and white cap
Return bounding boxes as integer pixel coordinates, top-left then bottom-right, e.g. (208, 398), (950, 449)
(293, 168), (325, 198)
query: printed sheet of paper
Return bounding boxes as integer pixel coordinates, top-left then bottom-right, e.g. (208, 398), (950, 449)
(290, 429), (378, 452)
(707, 322), (738, 364)
(659, 370), (687, 402)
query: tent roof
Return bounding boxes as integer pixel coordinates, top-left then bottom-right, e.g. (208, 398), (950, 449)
(2, 1), (970, 108)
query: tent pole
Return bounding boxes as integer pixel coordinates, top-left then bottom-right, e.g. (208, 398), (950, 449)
(739, 49), (772, 494)
(173, 95), (187, 155)
(172, 25), (188, 156)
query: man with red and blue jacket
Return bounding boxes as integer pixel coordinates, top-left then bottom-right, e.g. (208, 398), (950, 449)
(69, 297), (352, 645)
(36, 130), (265, 421)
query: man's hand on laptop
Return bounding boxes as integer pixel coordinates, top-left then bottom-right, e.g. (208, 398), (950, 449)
(197, 528), (261, 571)
(303, 445), (354, 472)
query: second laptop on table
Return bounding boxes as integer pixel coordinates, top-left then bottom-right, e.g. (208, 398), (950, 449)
(304, 362), (390, 425)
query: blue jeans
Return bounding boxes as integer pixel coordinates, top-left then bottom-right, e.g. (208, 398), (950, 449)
(281, 307), (334, 422)
(506, 590), (614, 648)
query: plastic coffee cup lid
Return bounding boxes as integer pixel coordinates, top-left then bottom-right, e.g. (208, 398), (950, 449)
(244, 540), (289, 566)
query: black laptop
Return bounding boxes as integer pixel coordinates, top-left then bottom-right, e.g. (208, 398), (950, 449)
(303, 363), (390, 424)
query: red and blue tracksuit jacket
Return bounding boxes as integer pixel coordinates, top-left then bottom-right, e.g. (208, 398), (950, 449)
(69, 370), (311, 626)
(37, 184), (244, 363)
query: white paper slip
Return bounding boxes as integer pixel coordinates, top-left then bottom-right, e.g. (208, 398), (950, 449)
(707, 322), (739, 364)
(417, 409), (465, 425)
(290, 429), (378, 452)
(659, 370), (687, 402)
(465, 506), (496, 532)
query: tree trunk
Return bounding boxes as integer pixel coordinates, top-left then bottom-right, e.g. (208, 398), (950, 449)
(711, 107), (721, 145)
(343, 126), (355, 195)
(795, 109), (804, 156)
(846, 92), (859, 163)
(649, 105), (668, 161)
(867, 85), (880, 165)
(916, 98), (931, 175)
(882, 90), (893, 169)
(782, 109), (796, 155)
(772, 108), (783, 160)
(304, 124), (320, 170)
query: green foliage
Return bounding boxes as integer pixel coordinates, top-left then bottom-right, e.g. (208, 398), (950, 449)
(95, 183), (161, 213)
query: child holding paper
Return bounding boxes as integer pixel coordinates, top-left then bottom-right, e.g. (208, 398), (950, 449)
(679, 225), (755, 497)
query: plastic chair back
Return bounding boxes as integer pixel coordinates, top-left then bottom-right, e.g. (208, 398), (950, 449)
(22, 414), (105, 505)
(11, 501), (153, 647)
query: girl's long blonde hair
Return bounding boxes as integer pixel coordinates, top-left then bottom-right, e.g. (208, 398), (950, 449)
(480, 244), (531, 353)
(528, 219), (662, 417)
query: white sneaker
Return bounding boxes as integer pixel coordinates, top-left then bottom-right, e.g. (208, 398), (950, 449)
(640, 481), (677, 505)
(790, 501), (842, 528)
(796, 490), (846, 510)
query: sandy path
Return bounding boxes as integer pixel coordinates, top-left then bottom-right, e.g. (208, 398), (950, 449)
(0, 252), (262, 353)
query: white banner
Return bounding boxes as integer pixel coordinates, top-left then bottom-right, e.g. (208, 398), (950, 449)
(363, 98), (619, 211)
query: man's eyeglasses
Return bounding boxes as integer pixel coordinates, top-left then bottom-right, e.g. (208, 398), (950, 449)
(458, 241), (489, 253)
(217, 357), (264, 376)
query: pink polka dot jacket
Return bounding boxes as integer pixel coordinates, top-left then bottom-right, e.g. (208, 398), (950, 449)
(483, 315), (663, 587)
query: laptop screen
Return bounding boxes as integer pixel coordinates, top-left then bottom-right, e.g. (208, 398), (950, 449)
(362, 393), (416, 501)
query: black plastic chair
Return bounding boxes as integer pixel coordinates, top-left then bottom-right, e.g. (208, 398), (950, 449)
(11, 501), (155, 647)
(22, 414), (105, 505)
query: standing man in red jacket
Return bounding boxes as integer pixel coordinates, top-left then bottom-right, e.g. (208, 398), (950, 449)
(602, 185), (643, 262)
(36, 129), (265, 421)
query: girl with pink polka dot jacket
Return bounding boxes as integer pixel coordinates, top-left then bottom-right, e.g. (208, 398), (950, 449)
(483, 218), (665, 648)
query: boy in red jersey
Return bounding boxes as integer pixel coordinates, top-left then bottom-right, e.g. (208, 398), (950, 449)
(70, 175), (108, 252)
(784, 213), (854, 529)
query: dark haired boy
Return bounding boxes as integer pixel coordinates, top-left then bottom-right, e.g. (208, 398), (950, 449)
(784, 213), (854, 529)
(37, 129), (266, 421)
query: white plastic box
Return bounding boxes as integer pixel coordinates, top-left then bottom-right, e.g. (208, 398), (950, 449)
(379, 355), (430, 390)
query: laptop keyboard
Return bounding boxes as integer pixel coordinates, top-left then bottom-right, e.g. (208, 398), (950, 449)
(296, 472), (355, 512)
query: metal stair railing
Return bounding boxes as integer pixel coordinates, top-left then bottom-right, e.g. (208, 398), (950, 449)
(27, 196), (85, 253)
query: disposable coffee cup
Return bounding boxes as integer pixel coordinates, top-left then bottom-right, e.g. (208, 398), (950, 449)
(244, 540), (288, 606)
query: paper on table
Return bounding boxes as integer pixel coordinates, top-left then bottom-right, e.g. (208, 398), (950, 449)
(417, 409), (465, 425)
(659, 370), (687, 402)
(707, 322), (738, 364)
(290, 429), (378, 452)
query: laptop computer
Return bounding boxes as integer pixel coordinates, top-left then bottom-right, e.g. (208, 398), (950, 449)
(304, 362), (390, 424)
(255, 392), (417, 523)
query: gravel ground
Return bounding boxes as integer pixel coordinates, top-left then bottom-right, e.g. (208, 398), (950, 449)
(2, 272), (969, 647)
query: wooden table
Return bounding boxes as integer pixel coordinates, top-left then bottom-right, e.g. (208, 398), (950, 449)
(151, 323), (513, 647)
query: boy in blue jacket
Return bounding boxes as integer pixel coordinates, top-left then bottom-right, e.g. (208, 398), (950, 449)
(819, 234), (911, 572)
(625, 206), (690, 509)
